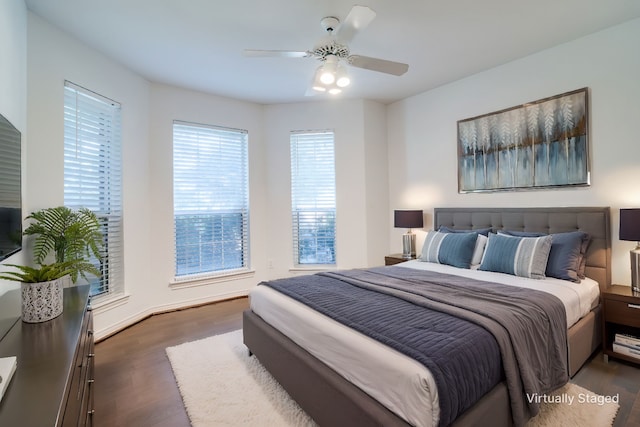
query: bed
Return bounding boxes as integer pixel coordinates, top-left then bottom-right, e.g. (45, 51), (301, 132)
(243, 207), (610, 427)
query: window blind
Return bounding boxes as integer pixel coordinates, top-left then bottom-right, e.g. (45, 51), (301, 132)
(173, 121), (249, 279)
(64, 81), (123, 299)
(290, 131), (336, 265)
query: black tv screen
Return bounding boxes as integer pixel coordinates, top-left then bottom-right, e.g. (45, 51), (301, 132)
(0, 113), (21, 260)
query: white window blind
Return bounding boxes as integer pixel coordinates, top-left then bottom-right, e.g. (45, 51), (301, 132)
(64, 81), (123, 299)
(173, 121), (249, 279)
(290, 131), (336, 265)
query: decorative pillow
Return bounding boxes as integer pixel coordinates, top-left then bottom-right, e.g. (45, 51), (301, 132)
(576, 233), (592, 279)
(479, 233), (552, 279)
(438, 226), (492, 237)
(421, 231), (478, 269)
(439, 227), (489, 265)
(498, 230), (591, 282)
(547, 231), (591, 282)
(471, 234), (488, 265)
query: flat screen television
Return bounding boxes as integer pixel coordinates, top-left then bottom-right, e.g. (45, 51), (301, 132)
(0, 113), (22, 261)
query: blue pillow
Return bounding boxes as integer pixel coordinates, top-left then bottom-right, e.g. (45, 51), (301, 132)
(479, 233), (552, 279)
(499, 230), (591, 282)
(421, 231), (478, 269)
(438, 226), (492, 236)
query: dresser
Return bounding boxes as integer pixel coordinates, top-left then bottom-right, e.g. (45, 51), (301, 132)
(0, 285), (94, 426)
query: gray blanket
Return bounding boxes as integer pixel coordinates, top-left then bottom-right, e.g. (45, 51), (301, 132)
(321, 267), (569, 426)
(261, 266), (568, 427)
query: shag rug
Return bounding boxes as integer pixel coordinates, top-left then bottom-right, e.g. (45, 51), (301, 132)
(166, 330), (618, 427)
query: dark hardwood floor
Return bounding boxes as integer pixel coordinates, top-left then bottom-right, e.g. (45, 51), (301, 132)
(95, 297), (640, 426)
(94, 297), (248, 427)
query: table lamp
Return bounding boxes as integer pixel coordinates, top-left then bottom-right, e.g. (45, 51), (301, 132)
(620, 208), (640, 292)
(394, 210), (423, 259)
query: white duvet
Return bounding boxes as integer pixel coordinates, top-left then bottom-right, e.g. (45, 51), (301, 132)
(249, 261), (600, 427)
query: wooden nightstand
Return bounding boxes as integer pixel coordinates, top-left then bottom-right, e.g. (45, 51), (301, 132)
(602, 285), (640, 365)
(385, 253), (415, 266)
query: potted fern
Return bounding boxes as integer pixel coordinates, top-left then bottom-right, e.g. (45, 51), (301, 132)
(0, 206), (103, 323)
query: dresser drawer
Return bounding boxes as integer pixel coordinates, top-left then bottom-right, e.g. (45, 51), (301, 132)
(62, 306), (94, 427)
(605, 298), (640, 328)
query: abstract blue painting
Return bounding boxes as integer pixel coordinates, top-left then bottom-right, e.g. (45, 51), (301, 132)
(458, 88), (589, 192)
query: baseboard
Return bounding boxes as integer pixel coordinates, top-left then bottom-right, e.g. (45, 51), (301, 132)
(94, 290), (249, 342)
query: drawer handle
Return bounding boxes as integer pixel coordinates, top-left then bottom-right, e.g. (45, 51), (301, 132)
(629, 304), (640, 310)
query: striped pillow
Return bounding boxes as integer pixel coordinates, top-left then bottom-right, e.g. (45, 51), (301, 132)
(421, 231), (478, 269)
(479, 233), (552, 279)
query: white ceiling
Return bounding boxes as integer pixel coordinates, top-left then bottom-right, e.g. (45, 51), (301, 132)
(25, 0), (640, 105)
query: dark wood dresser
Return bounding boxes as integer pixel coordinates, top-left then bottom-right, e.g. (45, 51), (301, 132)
(0, 285), (94, 426)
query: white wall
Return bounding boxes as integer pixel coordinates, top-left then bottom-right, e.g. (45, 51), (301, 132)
(0, 0), (27, 296)
(26, 12), (389, 338)
(363, 100), (390, 266)
(142, 82), (268, 311)
(263, 100), (389, 278)
(0, 0), (26, 131)
(387, 18), (640, 284)
(27, 12), (151, 337)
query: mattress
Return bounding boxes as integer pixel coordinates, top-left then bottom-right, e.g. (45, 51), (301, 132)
(249, 262), (600, 427)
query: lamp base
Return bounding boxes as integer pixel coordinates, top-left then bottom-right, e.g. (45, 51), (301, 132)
(631, 249), (640, 293)
(402, 233), (416, 259)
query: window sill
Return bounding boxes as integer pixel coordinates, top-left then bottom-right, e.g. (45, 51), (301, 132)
(289, 265), (337, 273)
(91, 292), (131, 314)
(169, 269), (256, 290)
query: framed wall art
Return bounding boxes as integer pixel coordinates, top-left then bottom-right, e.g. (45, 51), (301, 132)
(457, 87), (589, 193)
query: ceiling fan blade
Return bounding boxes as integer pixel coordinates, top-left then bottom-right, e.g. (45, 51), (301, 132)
(336, 5), (376, 43)
(305, 87), (320, 97)
(349, 55), (409, 76)
(243, 49), (309, 58)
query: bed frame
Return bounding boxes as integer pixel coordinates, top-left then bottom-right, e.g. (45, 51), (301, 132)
(243, 207), (611, 427)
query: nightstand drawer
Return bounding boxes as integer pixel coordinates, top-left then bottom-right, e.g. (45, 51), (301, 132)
(605, 299), (640, 328)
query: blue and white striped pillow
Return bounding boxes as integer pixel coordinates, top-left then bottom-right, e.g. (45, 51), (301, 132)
(479, 233), (552, 279)
(421, 231), (478, 269)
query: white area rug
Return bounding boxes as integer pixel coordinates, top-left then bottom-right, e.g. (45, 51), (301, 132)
(166, 330), (618, 427)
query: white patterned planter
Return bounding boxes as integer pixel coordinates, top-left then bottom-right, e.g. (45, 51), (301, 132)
(21, 277), (64, 323)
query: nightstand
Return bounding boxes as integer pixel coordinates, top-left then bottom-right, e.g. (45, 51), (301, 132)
(602, 285), (640, 365)
(384, 253), (415, 266)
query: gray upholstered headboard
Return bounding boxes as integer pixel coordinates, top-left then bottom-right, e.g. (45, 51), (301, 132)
(433, 207), (611, 290)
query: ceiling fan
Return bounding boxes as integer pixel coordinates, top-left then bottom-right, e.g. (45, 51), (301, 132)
(244, 5), (409, 95)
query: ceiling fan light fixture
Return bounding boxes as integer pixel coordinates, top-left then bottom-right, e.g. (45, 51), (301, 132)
(335, 64), (350, 87)
(320, 55), (339, 84)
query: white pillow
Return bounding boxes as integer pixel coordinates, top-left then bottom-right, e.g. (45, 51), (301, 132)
(471, 234), (488, 266)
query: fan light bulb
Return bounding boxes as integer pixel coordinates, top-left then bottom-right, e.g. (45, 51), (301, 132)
(335, 65), (350, 88)
(329, 87), (342, 95)
(320, 69), (335, 85)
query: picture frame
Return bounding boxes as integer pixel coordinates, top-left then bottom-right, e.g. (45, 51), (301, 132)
(457, 87), (589, 193)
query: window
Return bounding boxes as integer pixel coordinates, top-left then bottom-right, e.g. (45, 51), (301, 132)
(290, 131), (336, 265)
(173, 121), (249, 279)
(64, 81), (123, 299)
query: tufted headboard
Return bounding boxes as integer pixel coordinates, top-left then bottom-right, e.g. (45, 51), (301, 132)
(433, 207), (611, 291)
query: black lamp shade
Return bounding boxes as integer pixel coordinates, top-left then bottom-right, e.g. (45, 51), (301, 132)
(394, 210), (423, 229)
(620, 208), (640, 241)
